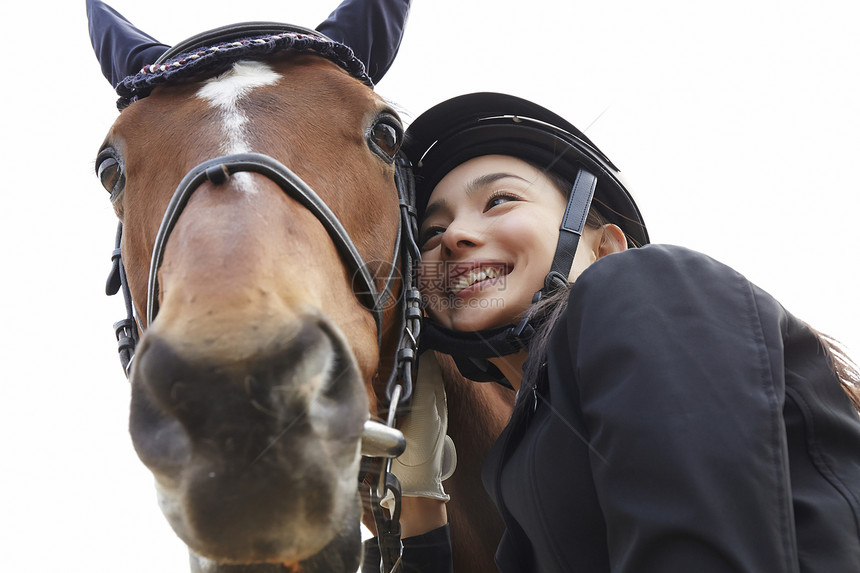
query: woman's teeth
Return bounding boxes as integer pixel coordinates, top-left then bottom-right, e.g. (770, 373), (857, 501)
(451, 267), (503, 295)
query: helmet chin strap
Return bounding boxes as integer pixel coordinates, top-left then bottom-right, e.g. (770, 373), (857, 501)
(421, 168), (598, 385)
(541, 168), (598, 295)
(509, 166), (597, 339)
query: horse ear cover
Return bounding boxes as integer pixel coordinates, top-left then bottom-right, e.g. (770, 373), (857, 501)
(87, 0), (169, 87)
(87, 0), (411, 88)
(316, 0), (411, 84)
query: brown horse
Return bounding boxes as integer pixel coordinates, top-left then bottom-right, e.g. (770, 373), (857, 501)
(88, 2), (512, 572)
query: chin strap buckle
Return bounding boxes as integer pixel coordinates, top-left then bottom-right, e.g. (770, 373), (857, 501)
(543, 270), (569, 294)
(510, 289), (545, 350)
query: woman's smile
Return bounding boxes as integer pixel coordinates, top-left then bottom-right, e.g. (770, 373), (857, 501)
(447, 262), (511, 296)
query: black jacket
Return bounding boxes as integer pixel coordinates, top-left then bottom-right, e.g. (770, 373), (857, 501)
(483, 245), (860, 572)
(366, 244), (860, 572)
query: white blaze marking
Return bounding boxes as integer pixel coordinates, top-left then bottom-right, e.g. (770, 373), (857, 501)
(196, 61), (281, 193)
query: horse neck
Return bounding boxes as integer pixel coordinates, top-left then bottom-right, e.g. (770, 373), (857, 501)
(437, 352), (514, 572)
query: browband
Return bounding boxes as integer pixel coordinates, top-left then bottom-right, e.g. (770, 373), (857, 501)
(115, 22), (371, 109)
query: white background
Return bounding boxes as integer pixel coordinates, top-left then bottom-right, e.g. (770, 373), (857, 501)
(1, 1), (857, 571)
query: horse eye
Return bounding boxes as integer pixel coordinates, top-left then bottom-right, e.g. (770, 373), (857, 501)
(368, 115), (403, 161)
(96, 149), (125, 197)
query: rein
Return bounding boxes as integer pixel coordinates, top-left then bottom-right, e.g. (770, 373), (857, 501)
(105, 151), (421, 572)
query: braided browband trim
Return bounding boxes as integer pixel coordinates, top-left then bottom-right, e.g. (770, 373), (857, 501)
(116, 31), (371, 109)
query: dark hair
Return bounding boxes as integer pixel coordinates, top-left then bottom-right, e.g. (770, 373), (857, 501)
(815, 332), (860, 411)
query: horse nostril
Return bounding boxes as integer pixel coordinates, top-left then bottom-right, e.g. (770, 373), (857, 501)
(245, 375), (278, 417)
(129, 318), (368, 478)
(130, 377), (192, 477)
(170, 381), (193, 414)
(315, 319), (362, 401)
(321, 346), (356, 402)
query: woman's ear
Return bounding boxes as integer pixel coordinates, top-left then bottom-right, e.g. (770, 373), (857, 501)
(567, 224), (627, 283)
(598, 224), (628, 259)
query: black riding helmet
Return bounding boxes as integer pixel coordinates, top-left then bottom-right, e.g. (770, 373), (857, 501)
(403, 92), (649, 383)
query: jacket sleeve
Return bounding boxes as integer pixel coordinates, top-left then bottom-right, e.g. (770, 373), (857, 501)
(557, 245), (798, 572)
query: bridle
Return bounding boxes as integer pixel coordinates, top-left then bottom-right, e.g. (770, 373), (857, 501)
(102, 24), (423, 572)
(106, 150), (420, 572)
(146, 153), (400, 338)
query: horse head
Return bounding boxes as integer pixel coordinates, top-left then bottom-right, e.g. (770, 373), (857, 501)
(88, 2), (414, 570)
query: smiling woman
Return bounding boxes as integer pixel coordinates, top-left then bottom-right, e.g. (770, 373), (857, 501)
(418, 155), (624, 334)
(375, 91), (860, 573)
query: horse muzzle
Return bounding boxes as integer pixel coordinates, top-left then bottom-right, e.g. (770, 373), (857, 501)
(128, 315), (368, 564)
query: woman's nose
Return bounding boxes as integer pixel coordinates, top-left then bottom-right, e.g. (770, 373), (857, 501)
(440, 219), (481, 256)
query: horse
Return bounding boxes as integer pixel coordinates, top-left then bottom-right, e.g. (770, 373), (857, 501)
(87, 2), (513, 571)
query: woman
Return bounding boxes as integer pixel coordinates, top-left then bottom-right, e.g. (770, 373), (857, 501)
(366, 92), (860, 573)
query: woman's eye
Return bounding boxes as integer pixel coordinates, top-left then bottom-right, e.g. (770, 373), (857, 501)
(419, 227), (444, 250)
(368, 115), (404, 161)
(485, 193), (518, 211)
(96, 149), (125, 197)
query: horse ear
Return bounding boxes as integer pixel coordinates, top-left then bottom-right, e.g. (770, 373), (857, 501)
(87, 0), (169, 88)
(316, 0), (411, 84)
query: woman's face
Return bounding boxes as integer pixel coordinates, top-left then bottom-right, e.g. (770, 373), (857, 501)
(418, 155), (602, 332)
